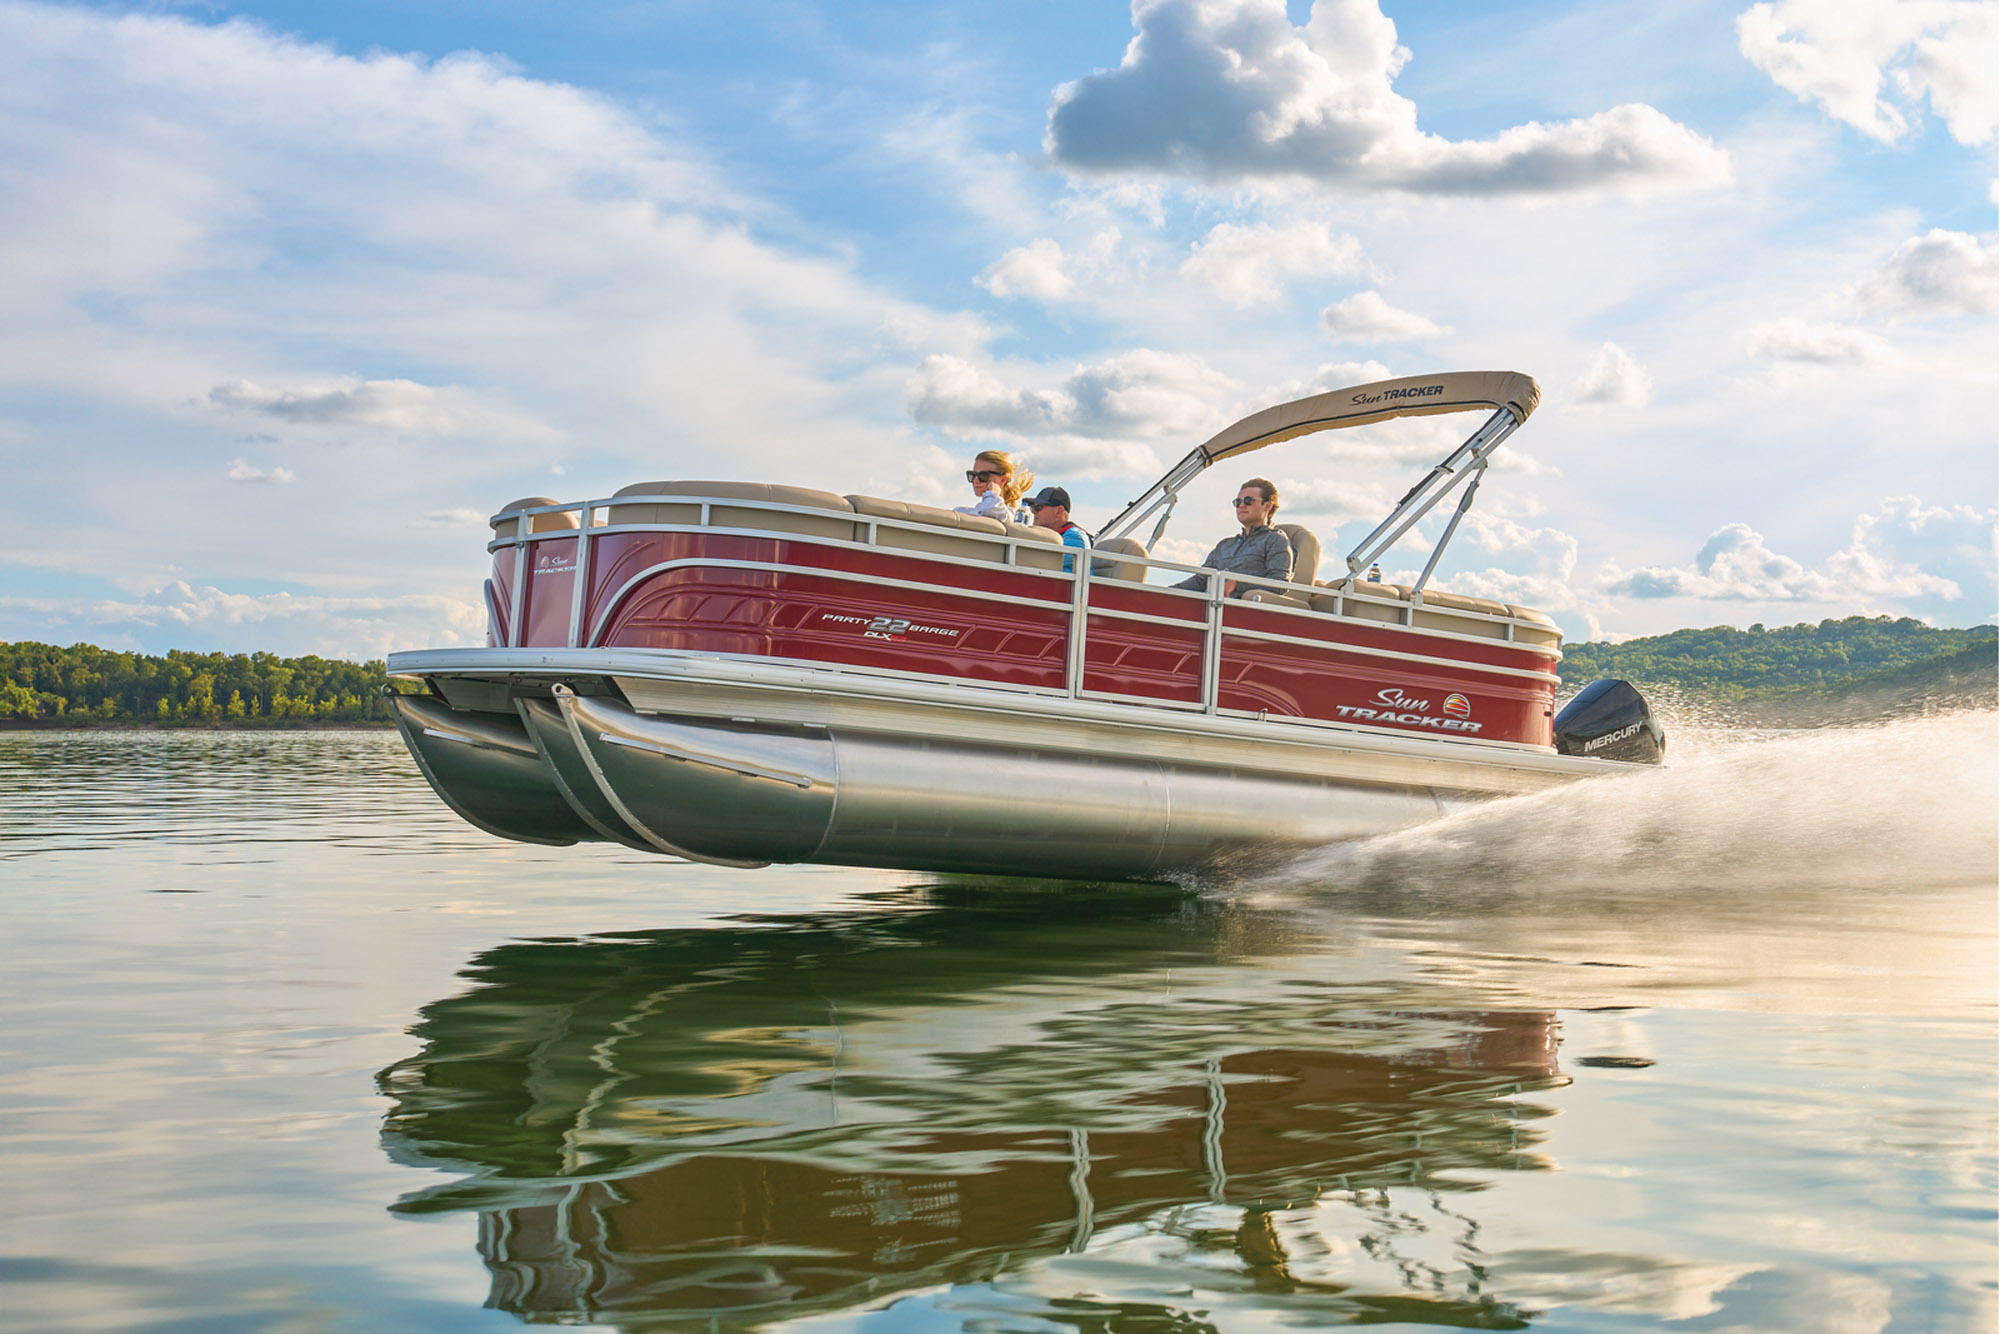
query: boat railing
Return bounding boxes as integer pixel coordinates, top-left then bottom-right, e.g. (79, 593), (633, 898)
(487, 493), (1561, 712)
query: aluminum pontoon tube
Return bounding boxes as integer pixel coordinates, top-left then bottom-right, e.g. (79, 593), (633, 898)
(556, 692), (1446, 879)
(388, 693), (602, 847)
(515, 697), (657, 852)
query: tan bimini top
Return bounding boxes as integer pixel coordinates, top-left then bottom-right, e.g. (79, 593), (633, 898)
(1198, 371), (1541, 464)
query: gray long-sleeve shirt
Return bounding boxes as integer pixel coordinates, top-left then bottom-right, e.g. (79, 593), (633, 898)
(1172, 524), (1294, 595)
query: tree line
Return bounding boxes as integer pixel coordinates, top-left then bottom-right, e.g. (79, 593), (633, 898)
(0, 641), (417, 724)
(1559, 615), (1998, 698)
(5, 614), (1993, 725)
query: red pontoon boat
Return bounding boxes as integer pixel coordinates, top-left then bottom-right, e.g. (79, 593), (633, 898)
(387, 370), (1663, 879)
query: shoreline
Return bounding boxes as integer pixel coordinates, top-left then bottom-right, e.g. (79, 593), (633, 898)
(0, 719), (396, 732)
(6, 699), (1992, 735)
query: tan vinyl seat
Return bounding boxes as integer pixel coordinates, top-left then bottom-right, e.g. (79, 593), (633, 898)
(1274, 523), (1320, 586)
(608, 481), (858, 541)
(1410, 588), (1514, 641)
(1090, 536), (1149, 581)
(1310, 579), (1409, 622)
(1241, 589), (1311, 607)
(1507, 604), (1564, 649)
(491, 496), (580, 538)
(846, 495), (1010, 562)
(1308, 579), (1559, 643)
(1000, 520), (1065, 570)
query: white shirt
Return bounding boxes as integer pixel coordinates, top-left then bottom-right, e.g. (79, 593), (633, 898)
(955, 491), (1031, 524)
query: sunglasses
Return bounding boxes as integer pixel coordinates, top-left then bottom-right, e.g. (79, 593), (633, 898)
(1233, 496), (1264, 507)
(966, 470), (1006, 483)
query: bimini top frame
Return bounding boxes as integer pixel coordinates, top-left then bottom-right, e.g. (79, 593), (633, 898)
(1099, 370), (1542, 599)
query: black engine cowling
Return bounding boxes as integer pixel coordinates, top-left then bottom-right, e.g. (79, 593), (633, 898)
(1554, 679), (1666, 764)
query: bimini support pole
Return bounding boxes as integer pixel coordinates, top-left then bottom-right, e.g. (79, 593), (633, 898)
(1409, 459), (1487, 604)
(1102, 450), (1205, 545)
(1338, 408), (1520, 591)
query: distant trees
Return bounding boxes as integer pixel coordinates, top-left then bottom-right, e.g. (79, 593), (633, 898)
(0, 642), (419, 725)
(1560, 615), (1998, 698)
(4, 614), (1993, 726)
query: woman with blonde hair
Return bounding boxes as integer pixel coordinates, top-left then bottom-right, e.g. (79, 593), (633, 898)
(955, 449), (1035, 524)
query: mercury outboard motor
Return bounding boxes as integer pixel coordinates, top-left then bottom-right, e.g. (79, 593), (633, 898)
(1554, 679), (1666, 764)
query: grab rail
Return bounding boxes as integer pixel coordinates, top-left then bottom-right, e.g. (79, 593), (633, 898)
(486, 494), (1561, 707)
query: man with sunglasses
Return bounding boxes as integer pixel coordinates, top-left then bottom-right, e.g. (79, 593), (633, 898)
(1172, 478), (1293, 597)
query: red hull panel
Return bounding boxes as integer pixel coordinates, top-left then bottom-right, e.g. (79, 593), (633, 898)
(493, 531), (1559, 746)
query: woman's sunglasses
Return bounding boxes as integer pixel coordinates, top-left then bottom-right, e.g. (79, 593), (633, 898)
(966, 470), (1006, 483)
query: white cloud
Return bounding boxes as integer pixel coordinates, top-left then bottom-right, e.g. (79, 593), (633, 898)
(1600, 497), (1989, 603)
(1444, 513), (1584, 610)
(1442, 567), (1580, 610)
(1603, 523), (1839, 599)
(1260, 504), (1581, 606)
(1320, 290), (1448, 342)
(907, 348), (1236, 443)
(1738, 0), (1997, 146)
(1310, 360), (1395, 389)
(1149, 535), (1216, 569)
(1857, 228), (1998, 315)
(1746, 317), (1891, 362)
(1178, 220), (1366, 306)
(209, 377), (550, 436)
(414, 508), (489, 528)
(1833, 494), (1997, 594)
(0, 3), (987, 466)
(1272, 475), (1401, 525)
(1570, 342), (1654, 408)
(1318, 414), (1469, 467)
(977, 228), (1126, 305)
(1019, 435), (1168, 480)
(0, 1), (1016, 656)
(1736, 229), (1989, 374)
(977, 237), (1076, 301)
(1045, 0), (1732, 195)
(0, 580), (486, 658)
(225, 458), (294, 484)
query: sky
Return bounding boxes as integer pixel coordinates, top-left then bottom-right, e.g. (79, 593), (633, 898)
(0, 0), (1994, 658)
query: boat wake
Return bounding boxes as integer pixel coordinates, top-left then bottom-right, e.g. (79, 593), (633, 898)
(1264, 709), (1998, 900)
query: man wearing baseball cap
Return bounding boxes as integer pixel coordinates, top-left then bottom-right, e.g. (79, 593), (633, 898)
(1025, 486), (1091, 573)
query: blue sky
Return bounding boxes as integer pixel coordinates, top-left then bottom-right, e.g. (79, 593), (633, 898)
(1, 0), (1993, 657)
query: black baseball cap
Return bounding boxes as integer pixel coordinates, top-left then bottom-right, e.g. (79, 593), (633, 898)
(1025, 486), (1071, 510)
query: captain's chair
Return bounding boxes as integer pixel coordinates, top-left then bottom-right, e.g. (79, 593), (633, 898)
(1276, 523), (1319, 584)
(1090, 536), (1149, 581)
(1240, 522), (1319, 607)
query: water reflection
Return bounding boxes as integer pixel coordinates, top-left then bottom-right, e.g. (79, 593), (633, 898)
(6, 725), (1990, 1333)
(380, 889), (1566, 1328)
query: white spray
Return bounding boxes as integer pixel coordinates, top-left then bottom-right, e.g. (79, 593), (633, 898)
(1273, 710), (1998, 899)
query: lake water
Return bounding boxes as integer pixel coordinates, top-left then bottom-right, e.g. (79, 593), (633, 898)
(2, 716), (1995, 1333)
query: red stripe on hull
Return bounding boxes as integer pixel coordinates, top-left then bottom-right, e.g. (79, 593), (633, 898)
(492, 532), (1557, 745)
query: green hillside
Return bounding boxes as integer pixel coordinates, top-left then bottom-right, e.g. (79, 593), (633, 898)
(1560, 616), (1997, 723)
(5, 616), (1994, 727)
